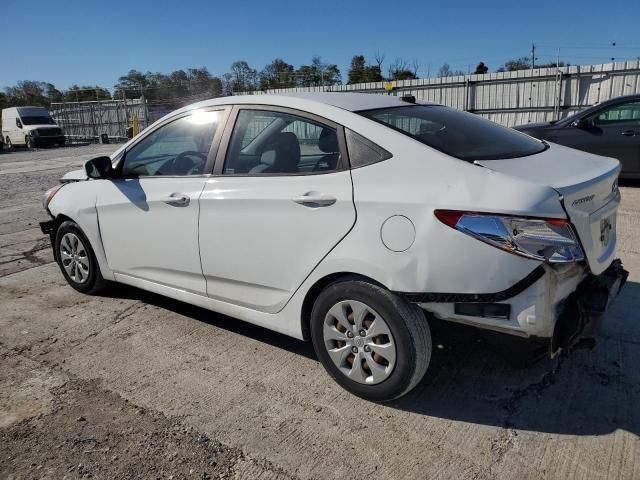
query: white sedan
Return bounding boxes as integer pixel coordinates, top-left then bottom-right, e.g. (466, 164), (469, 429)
(41, 93), (627, 401)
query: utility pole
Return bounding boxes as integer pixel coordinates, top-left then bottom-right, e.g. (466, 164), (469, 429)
(531, 43), (536, 69)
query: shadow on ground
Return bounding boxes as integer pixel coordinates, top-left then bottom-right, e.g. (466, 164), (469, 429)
(101, 280), (640, 437)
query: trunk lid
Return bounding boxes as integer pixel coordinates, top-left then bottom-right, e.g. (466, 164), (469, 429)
(476, 143), (621, 275)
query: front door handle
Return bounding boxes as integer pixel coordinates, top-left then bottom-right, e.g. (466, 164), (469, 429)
(621, 129), (637, 137)
(161, 193), (190, 206)
(293, 192), (337, 207)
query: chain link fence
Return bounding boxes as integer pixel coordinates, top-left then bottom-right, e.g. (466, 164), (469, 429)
(49, 98), (150, 144)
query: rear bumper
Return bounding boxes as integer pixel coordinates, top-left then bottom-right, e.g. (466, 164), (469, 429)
(551, 259), (628, 352)
(402, 259), (627, 353)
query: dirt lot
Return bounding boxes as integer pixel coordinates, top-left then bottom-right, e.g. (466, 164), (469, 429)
(1, 145), (639, 479)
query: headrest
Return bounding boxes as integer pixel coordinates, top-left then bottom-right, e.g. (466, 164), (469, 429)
(318, 128), (339, 153)
(260, 132), (301, 172)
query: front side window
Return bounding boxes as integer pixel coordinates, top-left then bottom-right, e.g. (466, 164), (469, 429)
(224, 110), (341, 175)
(591, 102), (640, 125)
(122, 110), (221, 177)
(359, 105), (547, 161)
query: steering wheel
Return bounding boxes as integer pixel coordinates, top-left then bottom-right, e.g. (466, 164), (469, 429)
(172, 151), (207, 175)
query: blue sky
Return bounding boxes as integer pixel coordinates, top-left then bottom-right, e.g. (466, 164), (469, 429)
(3, 0), (639, 91)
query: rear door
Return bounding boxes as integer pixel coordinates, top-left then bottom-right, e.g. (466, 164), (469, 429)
(198, 106), (355, 313)
(553, 100), (640, 176)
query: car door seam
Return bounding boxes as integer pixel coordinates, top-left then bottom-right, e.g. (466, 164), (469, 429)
(196, 179), (210, 291)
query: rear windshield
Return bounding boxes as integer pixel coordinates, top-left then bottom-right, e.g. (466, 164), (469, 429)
(359, 105), (546, 161)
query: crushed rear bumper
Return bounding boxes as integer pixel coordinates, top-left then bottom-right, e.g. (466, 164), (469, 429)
(401, 258), (628, 356)
(551, 259), (628, 353)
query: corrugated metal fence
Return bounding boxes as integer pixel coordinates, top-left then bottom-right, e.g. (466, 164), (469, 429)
(244, 61), (640, 126)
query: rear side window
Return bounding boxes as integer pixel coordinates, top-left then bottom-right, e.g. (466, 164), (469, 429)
(224, 109), (341, 175)
(359, 105), (546, 161)
(345, 129), (392, 168)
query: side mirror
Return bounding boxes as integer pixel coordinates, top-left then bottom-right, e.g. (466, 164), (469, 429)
(571, 117), (589, 128)
(85, 156), (114, 179)
(16, 119), (22, 129)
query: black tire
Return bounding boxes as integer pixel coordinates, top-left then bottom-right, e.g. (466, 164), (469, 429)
(6, 137), (12, 151)
(25, 135), (33, 149)
(311, 279), (431, 402)
(54, 220), (107, 294)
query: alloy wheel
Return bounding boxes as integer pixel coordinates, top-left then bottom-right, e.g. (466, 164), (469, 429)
(323, 299), (396, 384)
(60, 232), (90, 284)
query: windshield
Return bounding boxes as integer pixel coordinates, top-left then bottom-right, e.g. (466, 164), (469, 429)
(359, 105), (547, 161)
(21, 116), (56, 125)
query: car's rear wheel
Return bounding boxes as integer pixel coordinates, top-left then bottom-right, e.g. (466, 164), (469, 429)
(311, 280), (431, 402)
(55, 220), (107, 294)
(5, 137), (12, 150)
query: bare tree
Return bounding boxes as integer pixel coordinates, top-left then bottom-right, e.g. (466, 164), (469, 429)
(374, 51), (385, 73)
(388, 58), (408, 78)
(387, 58), (417, 81)
(438, 63), (452, 77)
(411, 59), (420, 77)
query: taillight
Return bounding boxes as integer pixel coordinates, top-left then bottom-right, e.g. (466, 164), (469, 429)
(434, 210), (584, 263)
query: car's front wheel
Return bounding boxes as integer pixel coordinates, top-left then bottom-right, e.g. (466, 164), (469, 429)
(311, 280), (431, 402)
(55, 220), (107, 294)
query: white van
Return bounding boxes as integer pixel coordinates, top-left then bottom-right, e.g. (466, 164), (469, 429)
(1, 106), (65, 149)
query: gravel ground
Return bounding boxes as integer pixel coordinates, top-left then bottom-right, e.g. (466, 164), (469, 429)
(0, 144), (639, 479)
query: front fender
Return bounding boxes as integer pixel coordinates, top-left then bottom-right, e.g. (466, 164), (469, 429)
(47, 182), (114, 281)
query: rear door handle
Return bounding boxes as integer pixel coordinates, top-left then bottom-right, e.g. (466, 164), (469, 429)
(621, 129), (637, 136)
(161, 193), (190, 206)
(293, 193), (337, 207)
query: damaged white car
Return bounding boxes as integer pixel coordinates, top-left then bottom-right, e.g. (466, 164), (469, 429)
(41, 93), (627, 401)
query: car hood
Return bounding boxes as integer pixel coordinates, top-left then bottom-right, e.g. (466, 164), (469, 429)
(476, 143), (621, 274)
(61, 168), (87, 182)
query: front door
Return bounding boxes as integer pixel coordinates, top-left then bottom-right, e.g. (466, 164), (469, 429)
(96, 108), (227, 294)
(199, 107), (356, 313)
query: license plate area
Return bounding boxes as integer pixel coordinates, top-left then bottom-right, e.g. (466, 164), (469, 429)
(599, 215), (614, 247)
